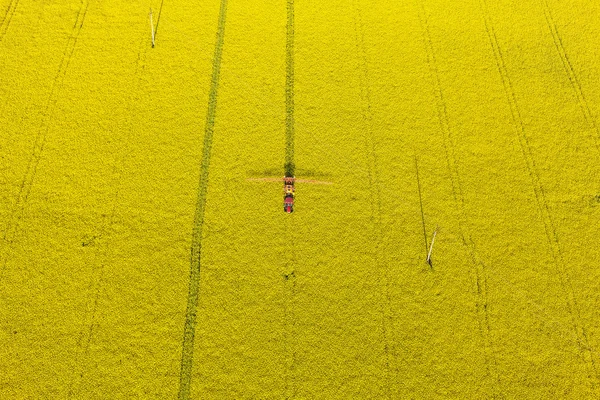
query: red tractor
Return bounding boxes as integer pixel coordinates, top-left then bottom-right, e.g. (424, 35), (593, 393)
(246, 174), (332, 213)
(283, 176), (295, 213)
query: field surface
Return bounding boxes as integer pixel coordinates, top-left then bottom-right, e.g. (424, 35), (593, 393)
(1, 0), (600, 398)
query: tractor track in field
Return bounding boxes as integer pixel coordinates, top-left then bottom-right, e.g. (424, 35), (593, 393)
(153, 0), (165, 43)
(178, 0), (228, 398)
(282, 235), (298, 399)
(0, 0), (19, 41)
(414, 157), (429, 258)
(284, 0), (295, 177)
(0, 0), (58, 117)
(283, 1), (298, 397)
(480, 0), (599, 392)
(352, 1), (397, 397)
(0, 1), (88, 281)
(417, 1), (502, 395)
(66, 29), (151, 399)
(541, 0), (600, 154)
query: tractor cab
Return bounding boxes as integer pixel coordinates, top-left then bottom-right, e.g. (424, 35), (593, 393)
(284, 194), (294, 213)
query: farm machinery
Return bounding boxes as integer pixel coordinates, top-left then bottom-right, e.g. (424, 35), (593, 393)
(283, 176), (295, 213)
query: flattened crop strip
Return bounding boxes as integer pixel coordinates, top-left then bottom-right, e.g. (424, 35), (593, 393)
(178, 0), (228, 398)
(417, 0), (501, 392)
(284, 0), (295, 177)
(480, 0), (599, 391)
(0, 1), (88, 280)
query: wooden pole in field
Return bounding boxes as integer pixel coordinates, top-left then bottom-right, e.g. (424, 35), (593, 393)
(149, 8), (156, 47)
(426, 226), (438, 266)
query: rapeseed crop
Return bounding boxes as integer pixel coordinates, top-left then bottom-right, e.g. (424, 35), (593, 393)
(1, 0), (599, 398)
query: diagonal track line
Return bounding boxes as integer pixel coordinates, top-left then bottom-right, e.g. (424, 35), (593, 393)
(153, 0), (165, 43)
(480, 0), (599, 392)
(417, 1), (501, 395)
(0, 0), (89, 282)
(541, 0), (600, 154)
(0, 0), (19, 41)
(414, 156), (429, 259)
(177, 0), (228, 398)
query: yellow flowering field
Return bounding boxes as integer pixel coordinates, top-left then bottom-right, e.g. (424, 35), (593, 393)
(1, 0), (599, 398)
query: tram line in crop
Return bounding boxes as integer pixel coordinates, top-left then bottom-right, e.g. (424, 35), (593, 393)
(178, 0), (229, 398)
(284, 0), (295, 178)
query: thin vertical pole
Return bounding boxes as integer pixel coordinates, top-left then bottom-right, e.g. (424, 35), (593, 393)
(426, 226), (438, 266)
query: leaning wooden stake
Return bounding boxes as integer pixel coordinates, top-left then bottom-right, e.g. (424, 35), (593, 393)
(426, 226), (438, 266)
(149, 8), (156, 47)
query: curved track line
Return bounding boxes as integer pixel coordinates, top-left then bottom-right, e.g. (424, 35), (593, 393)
(416, 1), (501, 394)
(480, 0), (599, 392)
(177, 0), (228, 398)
